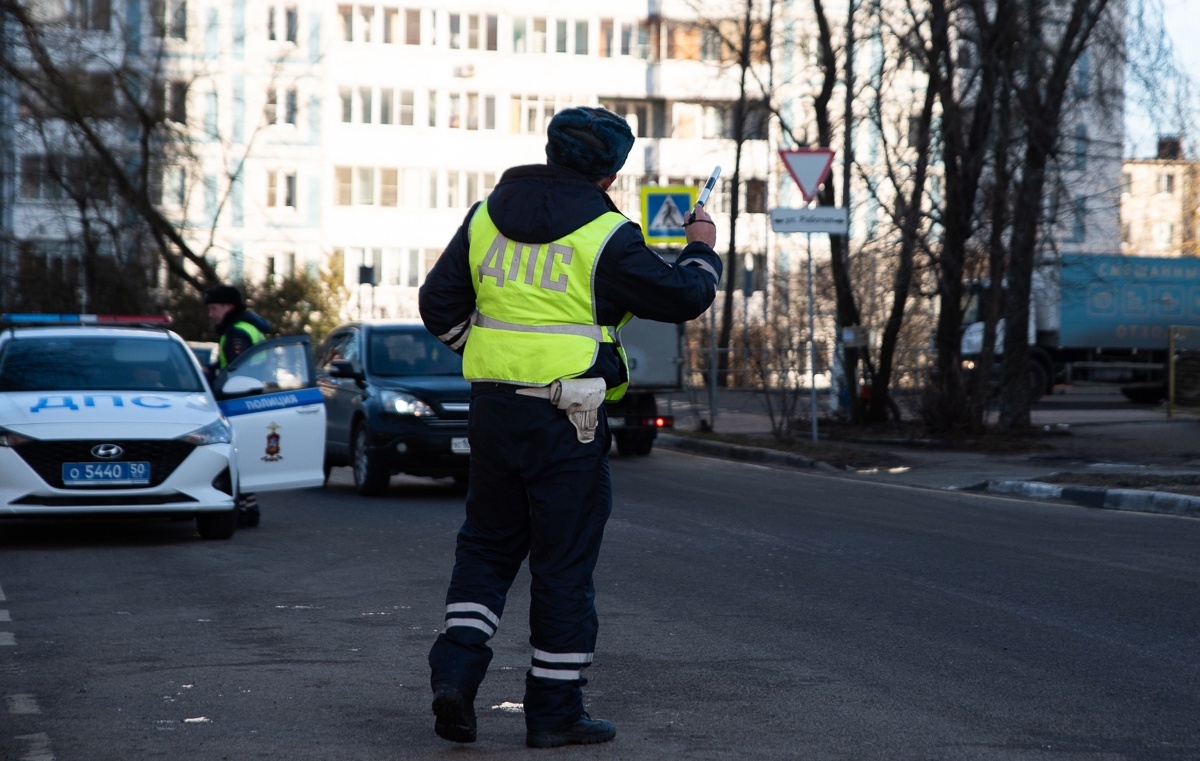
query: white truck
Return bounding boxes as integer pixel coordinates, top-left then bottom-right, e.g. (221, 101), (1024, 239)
(607, 317), (683, 456)
(961, 253), (1200, 400)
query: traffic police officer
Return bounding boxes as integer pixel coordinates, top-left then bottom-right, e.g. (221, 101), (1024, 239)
(419, 106), (721, 748)
(204, 284), (271, 527)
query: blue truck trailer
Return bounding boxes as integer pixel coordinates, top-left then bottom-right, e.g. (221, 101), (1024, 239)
(962, 253), (1200, 399)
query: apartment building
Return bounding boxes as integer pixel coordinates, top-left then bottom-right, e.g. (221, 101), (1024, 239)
(0, 0), (1124, 329)
(1120, 137), (1200, 258)
(176, 0), (783, 318)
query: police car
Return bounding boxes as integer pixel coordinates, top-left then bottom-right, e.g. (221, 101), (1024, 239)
(0, 314), (326, 539)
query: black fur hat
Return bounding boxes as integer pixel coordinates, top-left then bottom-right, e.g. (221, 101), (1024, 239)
(203, 284), (244, 308)
(545, 107), (635, 180)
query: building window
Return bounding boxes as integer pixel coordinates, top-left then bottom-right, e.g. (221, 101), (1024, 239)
(555, 19), (567, 53)
(160, 165), (186, 206)
(406, 9), (420, 44)
(1158, 173), (1175, 194)
(359, 6), (373, 42)
(1074, 50), (1090, 98)
(449, 13), (461, 49)
(399, 90), (414, 126)
(744, 179), (768, 214)
(267, 170), (297, 208)
(1152, 222), (1173, 249)
(60, 0), (112, 31)
(380, 88), (394, 124)
(340, 87), (353, 122)
(485, 14), (498, 50)
(154, 0), (187, 39)
(357, 167), (375, 205)
(359, 87), (372, 123)
(1121, 172), (1132, 194)
(513, 17), (527, 52)
(165, 81), (188, 123)
(267, 252), (296, 280)
(600, 98), (666, 138)
(382, 8), (396, 43)
(532, 18), (547, 53)
(265, 87), (298, 125)
(1073, 125), (1087, 171)
(335, 166), (352, 205)
(19, 155), (62, 200)
(1070, 196), (1087, 242)
(575, 20), (588, 54)
(381, 168), (398, 206)
(468, 14), (480, 49)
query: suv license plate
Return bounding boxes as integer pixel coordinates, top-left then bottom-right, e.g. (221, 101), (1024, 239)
(63, 461), (151, 486)
(607, 417), (625, 428)
(451, 437), (470, 454)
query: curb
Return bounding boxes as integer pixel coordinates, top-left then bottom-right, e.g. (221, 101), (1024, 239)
(658, 434), (1200, 519)
(961, 479), (1200, 518)
(655, 434), (843, 473)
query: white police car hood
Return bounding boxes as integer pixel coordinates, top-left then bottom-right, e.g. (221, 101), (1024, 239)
(0, 391), (221, 439)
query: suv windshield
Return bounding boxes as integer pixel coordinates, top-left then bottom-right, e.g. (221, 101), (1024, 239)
(368, 329), (463, 377)
(0, 335), (206, 392)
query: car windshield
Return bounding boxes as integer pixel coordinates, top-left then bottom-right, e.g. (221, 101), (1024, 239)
(368, 329), (463, 377)
(0, 335), (206, 392)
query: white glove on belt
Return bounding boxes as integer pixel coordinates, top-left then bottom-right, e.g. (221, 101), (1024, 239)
(515, 378), (608, 443)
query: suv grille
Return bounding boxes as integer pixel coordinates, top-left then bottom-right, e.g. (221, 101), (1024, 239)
(14, 440), (196, 490)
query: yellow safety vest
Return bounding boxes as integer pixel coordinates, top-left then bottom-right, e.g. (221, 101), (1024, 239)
(218, 319), (266, 368)
(464, 201), (632, 401)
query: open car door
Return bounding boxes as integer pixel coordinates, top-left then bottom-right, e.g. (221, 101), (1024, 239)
(213, 336), (326, 493)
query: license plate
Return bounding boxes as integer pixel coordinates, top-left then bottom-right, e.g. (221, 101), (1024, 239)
(607, 417), (625, 428)
(451, 437), (470, 454)
(62, 461), (151, 486)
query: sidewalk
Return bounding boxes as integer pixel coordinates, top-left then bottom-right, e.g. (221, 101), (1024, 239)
(653, 384), (1200, 518)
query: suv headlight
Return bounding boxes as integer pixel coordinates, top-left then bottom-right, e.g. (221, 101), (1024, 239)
(0, 425), (33, 447)
(179, 417), (233, 445)
(381, 390), (436, 417)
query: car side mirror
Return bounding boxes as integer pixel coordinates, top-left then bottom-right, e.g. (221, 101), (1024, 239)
(222, 375), (266, 396)
(328, 359), (362, 379)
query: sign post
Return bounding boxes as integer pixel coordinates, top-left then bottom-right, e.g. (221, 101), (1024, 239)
(774, 149), (840, 442)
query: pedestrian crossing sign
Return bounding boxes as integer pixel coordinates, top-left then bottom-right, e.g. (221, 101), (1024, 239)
(639, 186), (699, 245)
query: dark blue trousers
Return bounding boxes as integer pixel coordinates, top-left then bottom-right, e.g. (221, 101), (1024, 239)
(428, 383), (612, 731)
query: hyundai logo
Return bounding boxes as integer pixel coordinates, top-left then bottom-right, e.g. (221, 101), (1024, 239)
(91, 444), (124, 459)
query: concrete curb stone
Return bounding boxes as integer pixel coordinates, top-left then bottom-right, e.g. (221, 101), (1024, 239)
(656, 434), (1200, 519)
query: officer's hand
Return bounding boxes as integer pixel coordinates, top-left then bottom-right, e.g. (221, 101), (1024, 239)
(684, 205), (717, 248)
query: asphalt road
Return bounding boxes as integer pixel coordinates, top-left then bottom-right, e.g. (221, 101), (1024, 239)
(2, 451), (1198, 760)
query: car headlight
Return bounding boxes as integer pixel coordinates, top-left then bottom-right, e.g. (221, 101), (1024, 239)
(0, 425), (33, 447)
(381, 390), (436, 417)
(179, 417), (233, 445)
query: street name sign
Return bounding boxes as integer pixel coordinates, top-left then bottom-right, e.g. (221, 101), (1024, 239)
(770, 206), (849, 234)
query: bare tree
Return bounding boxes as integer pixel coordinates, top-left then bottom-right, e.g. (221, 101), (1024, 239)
(996, 0), (1116, 428)
(0, 0), (305, 307)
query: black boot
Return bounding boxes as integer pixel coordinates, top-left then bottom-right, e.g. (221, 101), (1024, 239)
(432, 687), (476, 743)
(526, 714), (616, 748)
(236, 494), (260, 528)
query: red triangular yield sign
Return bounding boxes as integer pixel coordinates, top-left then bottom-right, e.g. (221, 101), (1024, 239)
(779, 148), (835, 203)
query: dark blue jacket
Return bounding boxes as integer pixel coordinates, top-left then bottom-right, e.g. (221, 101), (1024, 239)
(419, 164), (723, 389)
